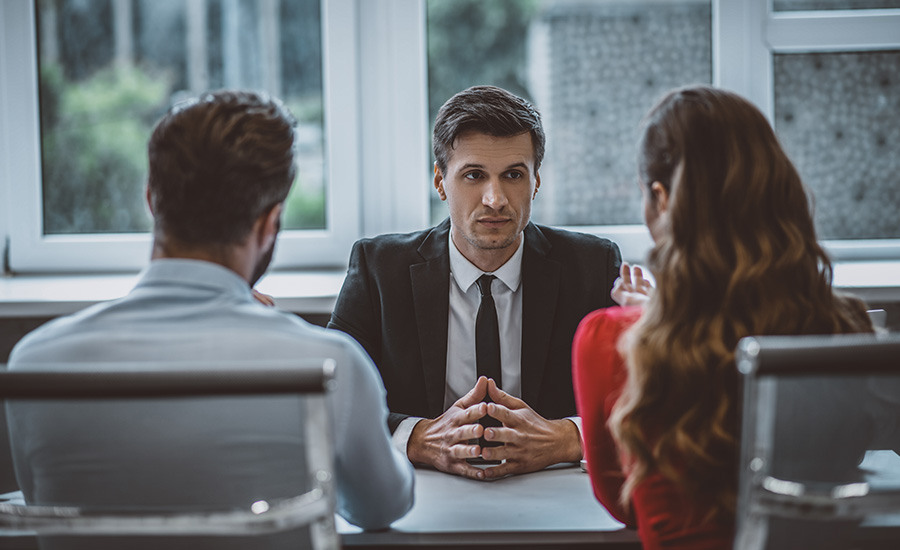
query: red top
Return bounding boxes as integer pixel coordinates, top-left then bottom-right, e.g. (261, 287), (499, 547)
(572, 306), (734, 550)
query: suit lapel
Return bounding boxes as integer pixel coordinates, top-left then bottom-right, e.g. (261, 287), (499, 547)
(410, 219), (451, 418)
(521, 223), (560, 406)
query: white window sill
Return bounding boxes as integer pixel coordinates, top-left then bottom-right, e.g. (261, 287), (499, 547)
(0, 261), (898, 319)
(0, 270), (346, 318)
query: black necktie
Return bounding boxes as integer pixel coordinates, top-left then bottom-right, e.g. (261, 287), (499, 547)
(475, 274), (502, 453)
(475, 274), (502, 388)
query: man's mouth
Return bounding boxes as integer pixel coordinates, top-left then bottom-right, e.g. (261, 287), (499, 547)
(477, 217), (511, 228)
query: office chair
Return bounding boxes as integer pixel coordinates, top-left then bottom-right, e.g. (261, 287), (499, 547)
(0, 360), (339, 550)
(734, 334), (900, 550)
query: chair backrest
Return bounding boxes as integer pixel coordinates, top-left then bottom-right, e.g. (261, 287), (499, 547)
(734, 334), (900, 550)
(0, 359), (339, 550)
(867, 309), (888, 330)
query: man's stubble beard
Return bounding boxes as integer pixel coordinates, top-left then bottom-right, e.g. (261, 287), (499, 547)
(250, 240), (276, 287)
(465, 232), (519, 251)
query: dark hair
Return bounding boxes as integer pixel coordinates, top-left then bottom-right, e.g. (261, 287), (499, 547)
(611, 85), (873, 520)
(147, 90), (297, 246)
(432, 85), (545, 173)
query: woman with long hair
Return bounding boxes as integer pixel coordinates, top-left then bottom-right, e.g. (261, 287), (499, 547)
(572, 85), (873, 549)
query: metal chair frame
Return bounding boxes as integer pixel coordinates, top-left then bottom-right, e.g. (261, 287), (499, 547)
(0, 359), (339, 550)
(735, 334), (900, 550)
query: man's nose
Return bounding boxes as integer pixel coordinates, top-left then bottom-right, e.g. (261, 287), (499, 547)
(482, 178), (509, 211)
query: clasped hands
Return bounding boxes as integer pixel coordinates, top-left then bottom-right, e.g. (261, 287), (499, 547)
(407, 376), (582, 481)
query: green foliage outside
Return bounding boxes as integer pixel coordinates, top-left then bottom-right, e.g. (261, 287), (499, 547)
(286, 96), (324, 127)
(282, 96), (327, 230)
(40, 63), (328, 234)
(426, 0), (538, 224)
(426, 0), (538, 121)
(282, 171), (326, 230)
(40, 0), (536, 235)
(40, 63), (168, 234)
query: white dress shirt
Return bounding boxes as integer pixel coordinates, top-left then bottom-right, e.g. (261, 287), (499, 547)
(444, 233), (524, 407)
(392, 232), (582, 454)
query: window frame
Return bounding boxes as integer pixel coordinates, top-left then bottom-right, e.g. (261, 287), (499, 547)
(0, 0), (365, 272)
(715, 0), (900, 261)
(416, 0), (900, 263)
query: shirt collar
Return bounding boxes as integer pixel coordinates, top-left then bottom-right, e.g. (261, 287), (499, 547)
(134, 259), (254, 299)
(449, 231), (524, 293)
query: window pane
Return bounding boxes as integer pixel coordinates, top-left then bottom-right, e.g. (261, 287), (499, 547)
(37, 0), (325, 235)
(773, 51), (900, 240)
(426, 0), (711, 227)
(773, 0), (900, 11)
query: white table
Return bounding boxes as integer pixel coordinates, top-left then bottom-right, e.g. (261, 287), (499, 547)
(338, 463), (641, 549)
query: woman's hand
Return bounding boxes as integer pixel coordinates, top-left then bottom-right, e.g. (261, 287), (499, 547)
(610, 262), (654, 306)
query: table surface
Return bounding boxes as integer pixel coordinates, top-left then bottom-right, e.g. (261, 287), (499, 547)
(337, 463), (640, 548)
(0, 464), (639, 548)
(4, 455), (896, 547)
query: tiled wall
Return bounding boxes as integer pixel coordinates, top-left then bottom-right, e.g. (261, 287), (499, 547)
(533, 1), (711, 227)
(774, 51), (900, 240)
(533, 2), (900, 246)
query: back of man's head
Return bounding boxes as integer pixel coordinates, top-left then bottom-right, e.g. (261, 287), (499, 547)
(147, 90), (297, 247)
(432, 85), (545, 174)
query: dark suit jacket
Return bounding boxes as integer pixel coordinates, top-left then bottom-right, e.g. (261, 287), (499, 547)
(328, 218), (621, 432)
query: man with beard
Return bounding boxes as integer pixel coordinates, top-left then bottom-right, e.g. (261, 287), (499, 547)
(6, 91), (413, 549)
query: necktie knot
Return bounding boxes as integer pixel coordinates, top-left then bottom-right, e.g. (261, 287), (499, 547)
(476, 274), (495, 298)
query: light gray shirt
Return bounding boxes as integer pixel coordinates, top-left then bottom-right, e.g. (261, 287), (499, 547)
(6, 259), (414, 546)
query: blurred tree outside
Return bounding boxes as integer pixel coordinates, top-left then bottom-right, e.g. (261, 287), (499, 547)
(426, 0), (538, 223)
(282, 95), (326, 231)
(279, 0), (327, 230)
(427, 0), (538, 120)
(40, 62), (168, 234)
(38, 0), (328, 235)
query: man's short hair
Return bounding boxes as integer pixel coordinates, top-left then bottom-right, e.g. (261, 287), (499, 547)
(432, 85), (546, 174)
(147, 90), (297, 246)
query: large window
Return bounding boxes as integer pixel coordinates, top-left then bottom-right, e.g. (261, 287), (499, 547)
(774, 50), (900, 241)
(1, 0), (899, 272)
(427, 0), (712, 232)
(740, 1), (900, 259)
(1, 0), (360, 272)
(38, 0), (325, 235)
(424, 0), (900, 261)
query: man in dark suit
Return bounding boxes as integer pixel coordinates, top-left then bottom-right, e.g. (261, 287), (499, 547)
(329, 86), (621, 480)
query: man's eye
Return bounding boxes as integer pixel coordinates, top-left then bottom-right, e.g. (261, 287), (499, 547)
(464, 172), (482, 180)
(505, 171), (523, 180)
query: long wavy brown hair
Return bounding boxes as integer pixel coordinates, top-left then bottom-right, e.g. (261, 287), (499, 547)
(610, 86), (873, 521)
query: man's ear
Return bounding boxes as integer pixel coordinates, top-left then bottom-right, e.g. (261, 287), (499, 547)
(651, 181), (669, 214)
(434, 163), (447, 201)
(258, 203), (283, 250)
(533, 170), (541, 200)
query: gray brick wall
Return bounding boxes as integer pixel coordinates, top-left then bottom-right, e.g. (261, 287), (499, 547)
(533, 1), (711, 226)
(774, 51), (900, 240)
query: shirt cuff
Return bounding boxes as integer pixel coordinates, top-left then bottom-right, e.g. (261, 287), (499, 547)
(565, 415), (584, 459)
(392, 416), (424, 459)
